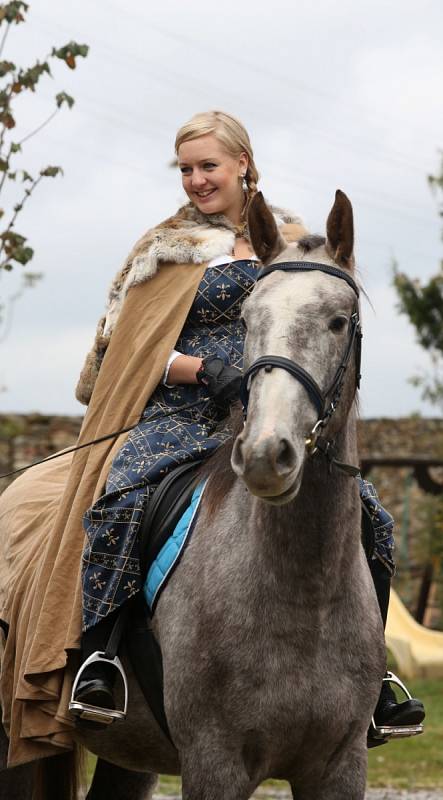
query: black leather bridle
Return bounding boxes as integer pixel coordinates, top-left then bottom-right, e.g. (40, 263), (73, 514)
(239, 261), (363, 476)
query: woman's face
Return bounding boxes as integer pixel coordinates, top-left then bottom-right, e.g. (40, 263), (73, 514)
(178, 133), (248, 223)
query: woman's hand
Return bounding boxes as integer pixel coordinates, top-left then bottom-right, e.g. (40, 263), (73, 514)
(196, 356), (242, 406)
(165, 354), (242, 409)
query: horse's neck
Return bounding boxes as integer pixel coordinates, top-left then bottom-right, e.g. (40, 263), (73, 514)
(237, 416), (360, 595)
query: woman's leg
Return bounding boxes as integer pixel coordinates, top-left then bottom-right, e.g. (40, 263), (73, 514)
(359, 477), (425, 727)
(369, 553), (425, 726)
(368, 557), (391, 629)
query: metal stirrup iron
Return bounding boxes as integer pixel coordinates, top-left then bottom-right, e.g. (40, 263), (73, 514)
(69, 609), (129, 725)
(369, 671), (424, 742)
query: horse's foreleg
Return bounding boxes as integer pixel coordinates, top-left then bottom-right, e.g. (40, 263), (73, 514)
(86, 757), (158, 800)
(181, 746), (255, 800)
(291, 741), (367, 800)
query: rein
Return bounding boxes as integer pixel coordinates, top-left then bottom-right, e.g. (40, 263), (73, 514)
(240, 260), (362, 477)
(0, 397), (211, 480)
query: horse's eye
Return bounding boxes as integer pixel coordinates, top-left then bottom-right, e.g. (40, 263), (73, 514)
(329, 315), (347, 333)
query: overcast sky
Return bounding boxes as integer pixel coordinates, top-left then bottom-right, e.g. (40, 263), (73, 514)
(0, 0), (442, 419)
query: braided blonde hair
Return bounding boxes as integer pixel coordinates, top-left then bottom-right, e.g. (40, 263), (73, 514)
(175, 110), (259, 213)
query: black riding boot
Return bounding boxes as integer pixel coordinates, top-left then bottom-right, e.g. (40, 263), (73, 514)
(73, 611), (119, 711)
(369, 558), (425, 727)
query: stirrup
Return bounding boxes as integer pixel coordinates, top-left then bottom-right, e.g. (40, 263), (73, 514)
(69, 651), (128, 725)
(369, 671), (424, 743)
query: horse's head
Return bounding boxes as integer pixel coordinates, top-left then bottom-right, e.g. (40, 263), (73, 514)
(231, 190), (360, 504)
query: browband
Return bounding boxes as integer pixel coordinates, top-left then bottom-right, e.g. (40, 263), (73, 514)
(256, 261), (360, 297)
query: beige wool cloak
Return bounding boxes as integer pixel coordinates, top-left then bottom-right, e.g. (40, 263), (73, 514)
(0, 202), (306, 766)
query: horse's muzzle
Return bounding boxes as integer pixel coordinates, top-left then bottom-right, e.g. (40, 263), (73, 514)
(231, 428), (302, 502)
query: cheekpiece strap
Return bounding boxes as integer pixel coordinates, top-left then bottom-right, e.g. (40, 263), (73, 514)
(315, 436), (360, 477)
(257, 261), (360, 298)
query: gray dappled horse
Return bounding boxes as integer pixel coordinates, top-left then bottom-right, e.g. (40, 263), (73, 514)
(0, 190), (386, 799)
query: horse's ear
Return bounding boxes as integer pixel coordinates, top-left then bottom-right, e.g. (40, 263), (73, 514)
(248, 192), (286, 265)
(326, 190), (354, 270)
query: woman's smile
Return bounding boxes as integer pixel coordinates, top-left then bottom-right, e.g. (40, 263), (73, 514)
(194, 188), (217, 200)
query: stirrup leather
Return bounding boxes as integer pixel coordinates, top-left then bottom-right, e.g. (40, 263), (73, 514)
(69, 651), (128, 725)
(369, 671), (424, 742)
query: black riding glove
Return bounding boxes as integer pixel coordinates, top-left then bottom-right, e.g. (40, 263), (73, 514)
(196, 356), (242, 407)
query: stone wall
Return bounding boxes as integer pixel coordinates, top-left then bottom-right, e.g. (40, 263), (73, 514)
(358, 418), (443, 628)
(358, 417), (443, 460)
(0, 414), (83, 488)
(1, 413), (442, 627)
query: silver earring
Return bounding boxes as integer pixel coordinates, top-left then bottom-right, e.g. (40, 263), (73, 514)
(241, 173), (248, 192)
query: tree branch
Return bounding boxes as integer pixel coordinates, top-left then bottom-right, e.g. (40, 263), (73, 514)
(0, 142), (12, 194)
(0, 85), (14, 155)
(0, 173), (43, 264)
(18, 107), (59, 145)
(0, 22), (11, 59)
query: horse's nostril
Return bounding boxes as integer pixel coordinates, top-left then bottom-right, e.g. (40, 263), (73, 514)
(231, 436), (245, 471)
(275, 439), (296, 471)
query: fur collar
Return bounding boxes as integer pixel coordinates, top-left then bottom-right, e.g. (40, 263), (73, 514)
(103, 201), (302, 336)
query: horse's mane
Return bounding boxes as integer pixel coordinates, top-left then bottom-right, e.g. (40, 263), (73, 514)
(297, 234), (326, 252)
(198, 404), (244, 515)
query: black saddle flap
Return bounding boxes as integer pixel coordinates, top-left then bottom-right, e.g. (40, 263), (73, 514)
(139, 461), (201, 582)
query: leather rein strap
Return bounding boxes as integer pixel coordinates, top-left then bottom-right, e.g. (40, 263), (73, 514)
(240, 260), (362, 477)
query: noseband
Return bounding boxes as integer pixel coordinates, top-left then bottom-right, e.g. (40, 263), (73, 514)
(240, 261), (363, 477)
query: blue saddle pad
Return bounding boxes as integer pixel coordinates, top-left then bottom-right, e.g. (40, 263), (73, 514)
(143, 480), (207, 612)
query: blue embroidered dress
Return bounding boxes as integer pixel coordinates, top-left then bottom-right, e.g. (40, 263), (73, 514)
(82, 258), (258, 629)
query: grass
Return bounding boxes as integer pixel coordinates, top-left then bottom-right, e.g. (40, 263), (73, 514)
(87, 677), (443, 795)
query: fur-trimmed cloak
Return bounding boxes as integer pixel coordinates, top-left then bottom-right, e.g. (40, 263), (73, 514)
(0, 201), (306, 766)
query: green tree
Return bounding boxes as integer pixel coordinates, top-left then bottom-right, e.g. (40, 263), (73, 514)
(393, 154), (443, 408)
(0, 1), (88, 338)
